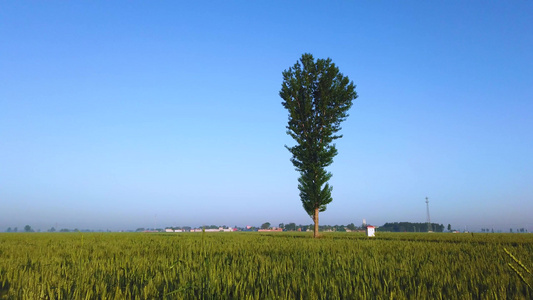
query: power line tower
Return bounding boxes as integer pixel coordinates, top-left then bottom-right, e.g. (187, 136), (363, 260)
(426, 197), (431, 232)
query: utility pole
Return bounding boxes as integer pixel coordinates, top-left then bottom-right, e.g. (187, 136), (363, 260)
(426, 197), (431, 232)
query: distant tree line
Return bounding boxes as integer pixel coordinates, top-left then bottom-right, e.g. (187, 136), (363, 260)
(22, 222), (531, 233)
(5, 226), (104, 233)
(379, 222), (445, 232)
(154, 223), (366, 232)
(261, 222), (363, 232)
(6, 225), (36, 232)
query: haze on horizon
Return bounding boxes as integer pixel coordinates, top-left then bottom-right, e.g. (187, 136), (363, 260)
(1, 1), (532, 233)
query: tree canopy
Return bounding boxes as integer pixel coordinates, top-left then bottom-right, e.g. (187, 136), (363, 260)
(280, 53), (357, 238)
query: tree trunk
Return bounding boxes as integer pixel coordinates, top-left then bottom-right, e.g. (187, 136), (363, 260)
(313, 207), (319, 238)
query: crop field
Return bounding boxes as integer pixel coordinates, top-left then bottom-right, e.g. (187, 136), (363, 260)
(0, 232), (532, 299)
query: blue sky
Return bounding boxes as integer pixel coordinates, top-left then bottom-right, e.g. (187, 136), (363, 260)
(1, 1), (532, 231)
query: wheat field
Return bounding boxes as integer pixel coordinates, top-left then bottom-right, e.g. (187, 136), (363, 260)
(0, 232), (531, 299)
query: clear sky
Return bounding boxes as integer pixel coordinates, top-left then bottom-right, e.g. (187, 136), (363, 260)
(1, 1), (532, 232)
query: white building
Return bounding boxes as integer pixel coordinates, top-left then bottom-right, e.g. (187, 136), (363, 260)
(366, 225), (376, 237)
(192, 227), (233, 232)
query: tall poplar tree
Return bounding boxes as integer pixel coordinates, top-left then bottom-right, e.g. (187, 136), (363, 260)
(280, 53), (357, 238)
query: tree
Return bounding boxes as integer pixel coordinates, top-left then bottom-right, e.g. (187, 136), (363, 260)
(334, 225), (346, 232)
(447, 224), (451, 232)
(24, 225), (32, 232)
(285, 223), (296, 231)
(280, 53), (357, 238)
(261, 222), (271, 230)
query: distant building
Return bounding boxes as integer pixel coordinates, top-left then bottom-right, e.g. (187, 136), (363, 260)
(258, 228), (283, 232)
(191, 227), (233, 232)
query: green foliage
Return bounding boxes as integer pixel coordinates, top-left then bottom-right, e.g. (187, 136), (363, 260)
(280, 53), (357, 231)
(0, 233), (531, 299)
(380, 222), (445, 232)
(284, 223), (297, 231)
(346, 223), (357, 231)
